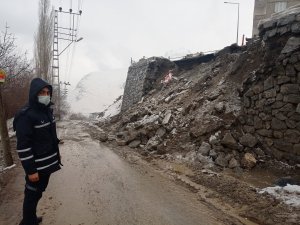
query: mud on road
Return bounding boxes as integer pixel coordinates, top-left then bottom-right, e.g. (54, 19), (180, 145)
(88, 124), (300, 225)
(0, 120), (256, 225)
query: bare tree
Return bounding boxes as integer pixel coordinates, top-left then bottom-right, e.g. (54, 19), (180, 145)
(0, 27), (31, 78)
(0, 26), (32, 167)
(34, 0), (53, 82)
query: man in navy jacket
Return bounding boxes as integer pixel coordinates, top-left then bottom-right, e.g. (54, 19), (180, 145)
(13, 78), (61, 225)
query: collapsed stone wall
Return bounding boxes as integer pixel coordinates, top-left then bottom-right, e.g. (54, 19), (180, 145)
(102, 4), (300, 169)
(242, 5), (300, 163)
(121, 57), (175, 112)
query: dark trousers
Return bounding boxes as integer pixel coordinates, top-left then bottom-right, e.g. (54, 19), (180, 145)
(22, 173), (50, 225)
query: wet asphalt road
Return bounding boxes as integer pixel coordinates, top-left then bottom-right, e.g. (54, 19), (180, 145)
(1, 120), (227, 225)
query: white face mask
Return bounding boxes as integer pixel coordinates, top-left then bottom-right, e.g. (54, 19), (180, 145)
(38, 96), (51, 106)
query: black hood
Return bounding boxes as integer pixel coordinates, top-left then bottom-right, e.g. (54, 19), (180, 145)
(29, 78), (52, 107)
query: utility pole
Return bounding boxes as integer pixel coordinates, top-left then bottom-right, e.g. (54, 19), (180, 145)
(0, 69), (13, 167)
(52, 7), (82, 120)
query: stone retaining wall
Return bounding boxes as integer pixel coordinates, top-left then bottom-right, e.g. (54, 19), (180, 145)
(242, 5), (300, 163)
(121, 57), (175, 112)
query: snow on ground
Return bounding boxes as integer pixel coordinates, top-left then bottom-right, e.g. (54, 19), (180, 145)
(96, 96), (122, 120)
(0, 118), (15, 172)
(259, 185), (300, 207)
(67, 68), (127, 116)
(0, 118), (16, 141)
(1, 164), (16, 172)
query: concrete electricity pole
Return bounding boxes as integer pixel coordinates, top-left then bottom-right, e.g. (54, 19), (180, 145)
(52, 7), (82, 120)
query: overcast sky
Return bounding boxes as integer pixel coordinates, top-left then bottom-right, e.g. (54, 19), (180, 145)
(0, 0), (255, 88)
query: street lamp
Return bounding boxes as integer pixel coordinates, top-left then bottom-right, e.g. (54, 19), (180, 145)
(224, 1), (240, 45)
(76, 37), (83, 42)
(59, 37), (83, 56)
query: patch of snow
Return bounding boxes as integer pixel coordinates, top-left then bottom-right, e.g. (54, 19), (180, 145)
(259, 184), (300, 207)
(96, 96), (122, 120)
(0, 118), (16, 141)
(1, 164), (16, 172)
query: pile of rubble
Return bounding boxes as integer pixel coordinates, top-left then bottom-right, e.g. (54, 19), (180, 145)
(98, 5), (300, 171)
(98, 42), (261, 170)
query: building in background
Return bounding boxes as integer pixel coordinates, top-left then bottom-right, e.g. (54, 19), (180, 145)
(253, 0), (300, 36)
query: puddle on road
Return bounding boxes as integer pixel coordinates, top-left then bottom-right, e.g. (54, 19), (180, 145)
(224, 166), (300, 189)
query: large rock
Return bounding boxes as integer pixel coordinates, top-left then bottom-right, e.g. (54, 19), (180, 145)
(277, 76), (290, 84)
(280, 84), (299, 94)
(209, 149), (218, 160)
(286, 119), (297, 129)
(198, 142), (211, 156)
(275, 112), (287, 120)
(162, 110), (172, 125)
(99, 131), (108, 142)
(284, 129), (300, 143)
(263, 89), (276, 98)
(278, 14), (296, 26)
(221, 132), (239, 149)
(271, 118), (287, 130)
(264, 76), (274, 91)
(281, 37), (300, 54)
(273, 140), (294, 152)
(273, 131), (283, 139)
(214, 102), (226, 113)
(283, 94), (300, 103)
(241, 153), (257, 169)
(279, 103), (296, 112)
(215, 152), (229, 167)
(292, 22), (300, 34)
(156, 127), (167, 137)
(243, 125), (255, 134)
(254, 116), (263, 129)
(145, 136), (161, 151)
(228, 157), (240, 169)
(190, 116), (224, 137)
(256, 129), (273, 137)
(239, 133), (258, 148)
(209, 131), (222, 145)
(128, 140), (141, 148)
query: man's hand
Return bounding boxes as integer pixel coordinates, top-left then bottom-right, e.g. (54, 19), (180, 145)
(28, 172), (39, 182)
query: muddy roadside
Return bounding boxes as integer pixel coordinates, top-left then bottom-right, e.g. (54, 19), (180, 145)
(94, 130), (300, 225)
(1, 121), (299, 225)
(1, 120), (251, 225)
